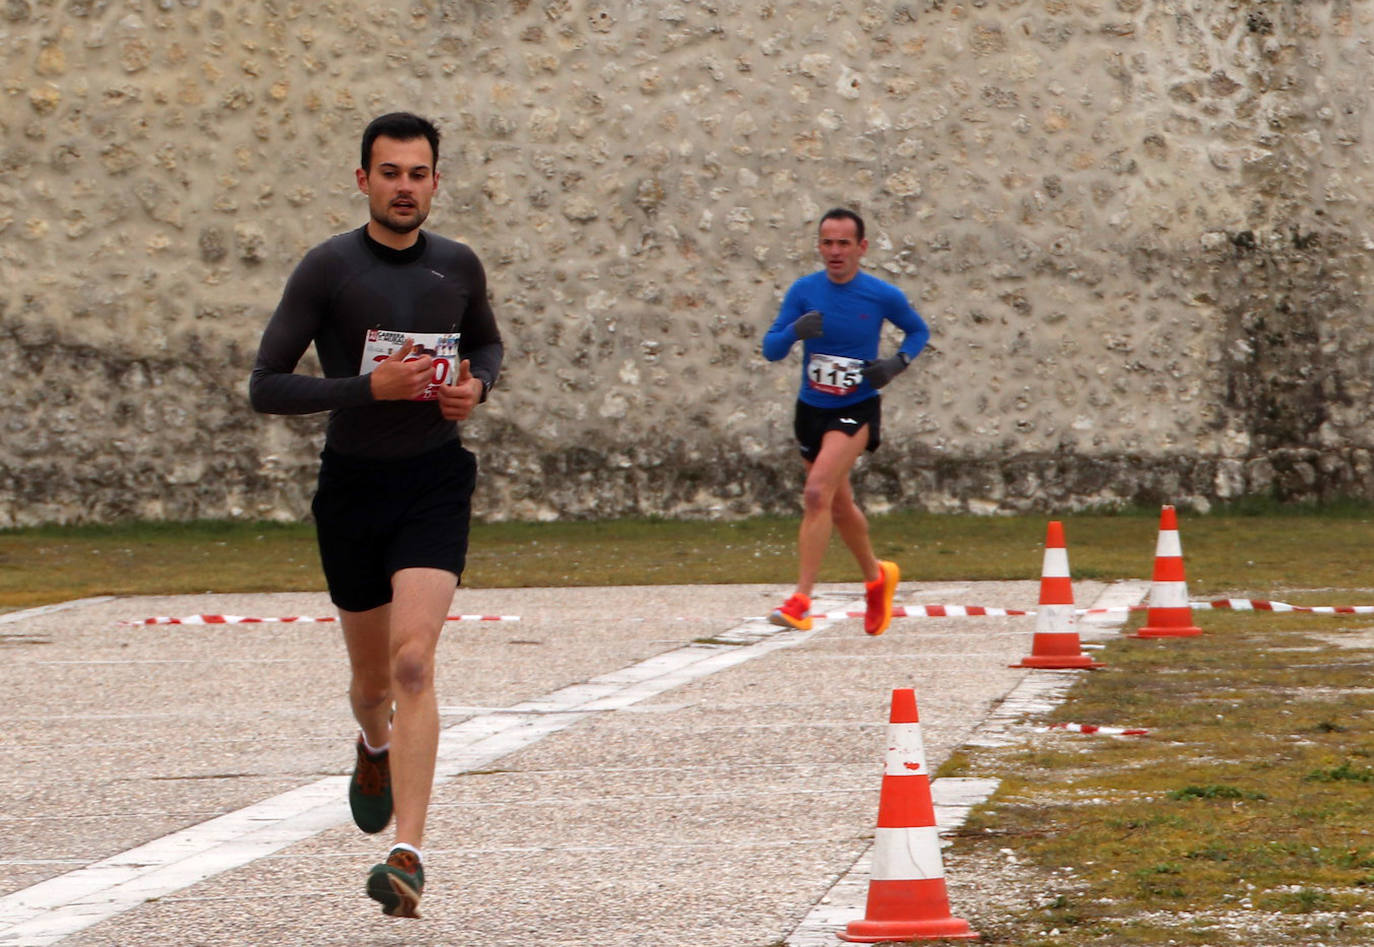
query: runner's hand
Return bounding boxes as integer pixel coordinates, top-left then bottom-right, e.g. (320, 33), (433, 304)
(369, 339), (434, 400)
(792, 310), (823, 340)
(861, 354), (909, 390)
(438, 358), (483, 421)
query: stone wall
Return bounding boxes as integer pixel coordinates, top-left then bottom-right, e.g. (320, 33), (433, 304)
(2, 0), (1372, 527)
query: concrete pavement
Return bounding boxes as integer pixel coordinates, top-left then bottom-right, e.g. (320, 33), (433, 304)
(0, 580), (1143, 946)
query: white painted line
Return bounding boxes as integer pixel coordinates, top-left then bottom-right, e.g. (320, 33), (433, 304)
(931, 777), (1003, 832)
(0, 597), (857, 946)
(0, 597), (115, 625)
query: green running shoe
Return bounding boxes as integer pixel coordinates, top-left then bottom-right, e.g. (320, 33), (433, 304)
(348, 737), (392, 834)
(367, 847), (425, 918)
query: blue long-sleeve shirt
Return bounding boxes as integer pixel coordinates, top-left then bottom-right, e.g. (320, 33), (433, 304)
(763, 270), (930, 408)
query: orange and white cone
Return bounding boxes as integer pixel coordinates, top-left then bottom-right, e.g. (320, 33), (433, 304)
(1132, 505), (1203, 638)
(1013, 520), (1103, 669)
(840, 689), (978, 943)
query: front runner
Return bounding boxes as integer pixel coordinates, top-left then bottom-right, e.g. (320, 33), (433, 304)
(249, 112), (503, 918)
(762, 207), (929, 635)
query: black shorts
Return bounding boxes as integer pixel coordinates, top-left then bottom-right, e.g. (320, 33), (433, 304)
(311, 439), (477, 612)
(794, 396), (882, 462)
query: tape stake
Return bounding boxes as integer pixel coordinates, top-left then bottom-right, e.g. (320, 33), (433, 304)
(1048, 722), (1149, 736)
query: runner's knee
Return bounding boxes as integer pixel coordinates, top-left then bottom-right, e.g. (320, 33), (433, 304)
(351, 670), (391, 710)
(801, 480), (836, 515)
(392, 643), (435, 696)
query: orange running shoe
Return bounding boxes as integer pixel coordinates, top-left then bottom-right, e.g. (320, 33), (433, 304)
(864, 560), (900, 635)
(769, 593), (813, 630)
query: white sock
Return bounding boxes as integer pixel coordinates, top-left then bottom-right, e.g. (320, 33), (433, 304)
(360, 731), (390, 756)
(391, 842), (422, 862)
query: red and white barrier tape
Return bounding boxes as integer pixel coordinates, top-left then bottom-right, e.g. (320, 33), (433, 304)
(1047, 722), (1149, 736)
(1079, 598), (1374, 616)
(897, 604), (1032, 618)
(121, 599), (1374, 627)
(1200, 598), (1374, 615)
(817, 599), (1374, 620)
(816, 604), (1034, 620)
(120, 614), (519, 626)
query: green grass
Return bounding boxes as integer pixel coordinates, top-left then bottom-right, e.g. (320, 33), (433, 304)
(950, 606), (1374, 945)
(3, 501), (1373, 608)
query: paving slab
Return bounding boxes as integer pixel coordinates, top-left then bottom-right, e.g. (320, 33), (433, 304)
(0, 580), (1143, 946)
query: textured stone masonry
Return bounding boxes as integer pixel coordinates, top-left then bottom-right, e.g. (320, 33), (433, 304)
(2, 0), (1372, 526)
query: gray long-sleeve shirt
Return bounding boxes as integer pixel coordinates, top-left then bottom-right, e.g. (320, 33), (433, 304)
(249, 226), (504, 459)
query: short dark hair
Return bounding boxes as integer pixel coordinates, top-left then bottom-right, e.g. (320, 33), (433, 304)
(360, 112), (440, 172)
(820, 207), (865, 242)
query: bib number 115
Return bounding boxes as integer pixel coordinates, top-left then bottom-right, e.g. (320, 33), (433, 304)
(807, 353), (862, 395)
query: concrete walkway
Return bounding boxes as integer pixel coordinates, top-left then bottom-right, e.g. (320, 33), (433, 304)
(0, 580), (1143, 946)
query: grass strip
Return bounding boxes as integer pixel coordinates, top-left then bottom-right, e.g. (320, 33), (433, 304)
(948, 608), (1374, 945)
(2, 503), (1372, 608)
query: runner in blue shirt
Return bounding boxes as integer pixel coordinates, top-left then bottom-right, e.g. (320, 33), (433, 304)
(762, 207), (930, 635)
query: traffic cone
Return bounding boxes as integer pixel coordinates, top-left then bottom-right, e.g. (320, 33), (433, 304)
(840, 688), (979, 943)
(1013, 520), (1104, 669)
(1132, 505), (1203, 638)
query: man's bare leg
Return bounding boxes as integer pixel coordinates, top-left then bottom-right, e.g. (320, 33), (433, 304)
(384, 566), (456, 848)
(794, 427), (873, 597)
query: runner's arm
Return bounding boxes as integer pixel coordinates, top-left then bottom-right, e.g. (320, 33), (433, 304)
(861, 290), (931, 389)
(762, 288), (813, 361)
(892, 295), (931, 363)
(455, 257), (504, 402)
(248, 252), (374, 415)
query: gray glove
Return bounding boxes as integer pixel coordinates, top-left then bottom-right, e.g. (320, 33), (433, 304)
(792, 310), (823, 340)
(861, 353), (910, 390)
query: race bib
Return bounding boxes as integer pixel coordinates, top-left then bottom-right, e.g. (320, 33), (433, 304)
(806, 352), (864, 396)
(360, 329), (461, 401)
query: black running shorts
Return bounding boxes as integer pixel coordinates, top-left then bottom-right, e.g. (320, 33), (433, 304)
(311, 439), (477, 612)
(793, 396), (882, 462)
